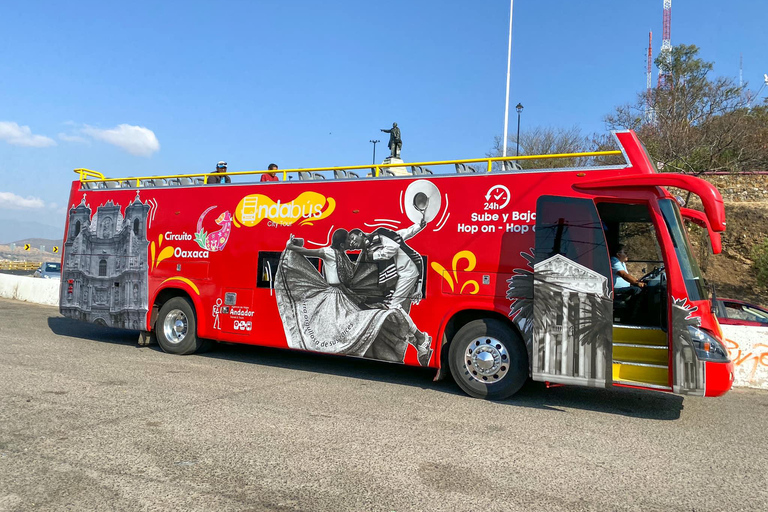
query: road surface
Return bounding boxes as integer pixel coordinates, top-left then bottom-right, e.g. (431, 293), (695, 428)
(0, 297), (766, 511)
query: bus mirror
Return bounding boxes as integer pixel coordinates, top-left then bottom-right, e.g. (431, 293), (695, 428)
(681, 208), (722, 255)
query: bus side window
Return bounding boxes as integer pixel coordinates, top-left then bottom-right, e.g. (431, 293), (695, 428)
(257, 251), (320, 288)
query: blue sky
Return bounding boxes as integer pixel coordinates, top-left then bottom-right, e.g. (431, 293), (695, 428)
(1, 0), (766, 234)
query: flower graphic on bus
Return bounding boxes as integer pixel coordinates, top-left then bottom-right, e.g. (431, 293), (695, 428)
(195, 206), (233, 252)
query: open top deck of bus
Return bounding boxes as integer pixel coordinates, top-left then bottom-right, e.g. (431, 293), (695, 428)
(73, 149), (626, 188)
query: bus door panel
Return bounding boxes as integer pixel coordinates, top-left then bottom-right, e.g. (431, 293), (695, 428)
(531, 196), (613, 387)
(657, 199), (708, 396)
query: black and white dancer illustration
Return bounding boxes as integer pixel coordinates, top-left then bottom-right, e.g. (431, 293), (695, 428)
(274, 180), (442, 367)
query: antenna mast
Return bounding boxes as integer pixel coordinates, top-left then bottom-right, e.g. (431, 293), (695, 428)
(740, 53), (743, 88)
(657, 0), (672, 88)
(645, 32), (655, 123)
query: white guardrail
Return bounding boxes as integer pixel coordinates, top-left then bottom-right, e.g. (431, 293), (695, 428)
(0, 274), (60, 306)
(0, 273), (765, 389)
(721, 325), (768, 390)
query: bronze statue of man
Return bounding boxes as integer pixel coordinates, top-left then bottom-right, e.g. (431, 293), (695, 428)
(381, 122), (402, 159)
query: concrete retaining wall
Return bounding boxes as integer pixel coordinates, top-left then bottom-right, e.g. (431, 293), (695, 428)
(722, 325), (768, 390)
(0, 274), (61, 307)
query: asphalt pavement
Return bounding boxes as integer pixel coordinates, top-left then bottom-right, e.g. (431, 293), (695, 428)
(0, 297), (766, 511)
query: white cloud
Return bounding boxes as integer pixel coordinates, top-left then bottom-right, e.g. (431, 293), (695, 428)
(0, 121), (56, 148)
(0, 191), (46, 209)
(58, 132), (89, 143)
(82, 124), (160, 157)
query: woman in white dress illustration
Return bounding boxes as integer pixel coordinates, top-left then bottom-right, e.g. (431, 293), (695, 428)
(275, 228), (432, 365)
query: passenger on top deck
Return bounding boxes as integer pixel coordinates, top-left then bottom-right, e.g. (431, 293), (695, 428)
(261, 163), (280, 182)
(208, 161), (231, 184)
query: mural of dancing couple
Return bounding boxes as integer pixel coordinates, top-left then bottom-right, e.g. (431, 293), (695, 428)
(274, 181), (443, 367)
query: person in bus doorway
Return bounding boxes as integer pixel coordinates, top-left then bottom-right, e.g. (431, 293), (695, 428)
(611, 244), (646, 292)
(611, 244), (646, 324)
(208, 161), (231, 184)
(261, 163), (280, 182)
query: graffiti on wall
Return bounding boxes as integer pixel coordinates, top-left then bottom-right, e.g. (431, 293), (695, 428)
(722, 326), (768, 389)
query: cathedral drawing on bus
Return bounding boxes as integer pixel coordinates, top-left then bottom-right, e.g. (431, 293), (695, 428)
(60, 193), (150, 329)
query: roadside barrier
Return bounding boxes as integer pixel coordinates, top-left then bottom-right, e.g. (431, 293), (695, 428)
(721, 325), (768, 390)
(0, 261), (41, 271)
(0, 274), (60, 306)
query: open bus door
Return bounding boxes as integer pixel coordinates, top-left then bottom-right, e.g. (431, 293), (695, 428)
(531, 196), (613, 388)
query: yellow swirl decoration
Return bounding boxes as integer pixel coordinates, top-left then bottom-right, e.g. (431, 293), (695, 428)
(156, 246), (174, 267)
(235, 192), (335, 228)
(452, 250), (477, 284)
(430, 251), (479, 295)
(161, 277), (200, 295)
(460, 281), (480, 295)
(150, 241), (156, 271)
(430, 262), (454, 291)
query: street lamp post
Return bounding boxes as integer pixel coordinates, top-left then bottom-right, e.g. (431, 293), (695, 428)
(369, 139), (380, 165)
(515, 103), (524, 157)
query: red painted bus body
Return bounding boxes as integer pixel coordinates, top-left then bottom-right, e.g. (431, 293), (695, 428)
(59, 131), (734, 399)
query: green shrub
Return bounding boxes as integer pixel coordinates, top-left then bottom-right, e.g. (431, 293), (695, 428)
(754, 239), (768, 288)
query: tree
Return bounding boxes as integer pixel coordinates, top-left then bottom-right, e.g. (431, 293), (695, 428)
(754, 239), (768, 289)
(488, 126), (591, 170)
(605, 44), (768, 174)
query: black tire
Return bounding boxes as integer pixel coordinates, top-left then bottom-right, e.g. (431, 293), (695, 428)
(155, 297), (202, 355)
(448, 318), (528, 400)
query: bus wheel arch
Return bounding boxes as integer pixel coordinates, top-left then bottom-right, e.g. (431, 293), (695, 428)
(442, 310), (529, 400)
(151, 288), (209, 355)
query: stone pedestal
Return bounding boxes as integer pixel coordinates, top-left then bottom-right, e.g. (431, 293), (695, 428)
(381, 157), (410, 176)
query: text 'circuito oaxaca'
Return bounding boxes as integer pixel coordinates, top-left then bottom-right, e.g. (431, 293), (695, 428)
(236, 191), (336, 228)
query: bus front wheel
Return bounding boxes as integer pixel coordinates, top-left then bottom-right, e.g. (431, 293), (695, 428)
(448, 319), (528, 400)
(156, 297), (202, 355)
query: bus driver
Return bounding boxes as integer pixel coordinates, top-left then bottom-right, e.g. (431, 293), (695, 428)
(611, 244), (646, 291)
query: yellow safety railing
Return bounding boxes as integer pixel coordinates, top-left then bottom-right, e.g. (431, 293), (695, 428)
(73, 150), (623, 186)
(0, 261), (42, 271)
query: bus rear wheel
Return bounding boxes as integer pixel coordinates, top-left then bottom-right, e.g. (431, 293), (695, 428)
(156, 297), (202, 355)
(448, 319), (528, 400)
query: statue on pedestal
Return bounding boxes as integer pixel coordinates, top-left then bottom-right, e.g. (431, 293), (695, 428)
(381, 122), (402, 159)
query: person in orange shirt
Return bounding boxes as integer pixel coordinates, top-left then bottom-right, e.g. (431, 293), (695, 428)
(261, 163), (280, 182)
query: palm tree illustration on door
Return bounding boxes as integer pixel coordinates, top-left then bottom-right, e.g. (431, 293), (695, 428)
(508, 249), (612, 386)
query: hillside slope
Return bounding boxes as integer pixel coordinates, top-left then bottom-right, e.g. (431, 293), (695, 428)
(696, 202), (768, 305)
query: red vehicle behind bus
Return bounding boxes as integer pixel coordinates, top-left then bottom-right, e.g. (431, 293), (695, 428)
(59, 130), (734, 399)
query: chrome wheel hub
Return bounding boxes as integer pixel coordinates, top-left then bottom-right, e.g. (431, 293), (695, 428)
(464, 336), (509, 383)
(163, 309), (188, 344)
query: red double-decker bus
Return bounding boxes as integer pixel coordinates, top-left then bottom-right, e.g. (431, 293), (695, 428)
(59, 130), (734, 399)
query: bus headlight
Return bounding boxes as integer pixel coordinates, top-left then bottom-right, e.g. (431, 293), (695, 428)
(687, 326), (730, 362)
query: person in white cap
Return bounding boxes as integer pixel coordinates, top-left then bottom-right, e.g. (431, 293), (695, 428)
(208, 161), (231, 184)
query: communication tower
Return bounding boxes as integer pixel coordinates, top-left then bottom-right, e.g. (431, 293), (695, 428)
(645, 32), (655, 123)
(657, 0), (672, 88)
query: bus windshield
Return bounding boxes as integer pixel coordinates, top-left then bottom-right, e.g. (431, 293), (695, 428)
(659, 199), (707, 301)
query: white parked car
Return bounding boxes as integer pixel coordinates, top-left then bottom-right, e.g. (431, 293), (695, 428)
(33, 262), (61, 280)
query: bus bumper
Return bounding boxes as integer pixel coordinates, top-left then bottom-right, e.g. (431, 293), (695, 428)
(705, 360), (735, 397)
